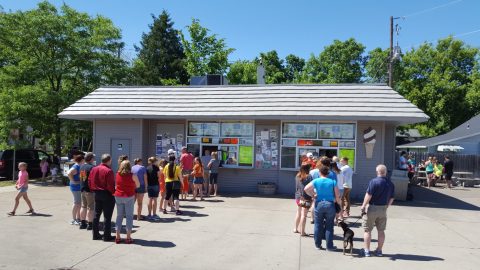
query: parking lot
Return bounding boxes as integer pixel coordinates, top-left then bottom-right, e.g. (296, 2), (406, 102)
(0, 183), (479, 270)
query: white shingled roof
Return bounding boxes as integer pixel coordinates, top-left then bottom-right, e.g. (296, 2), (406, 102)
(58, 84), (429, 124)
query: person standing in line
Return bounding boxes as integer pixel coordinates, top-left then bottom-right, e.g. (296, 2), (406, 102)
(201, 149), (211, 197)
(40, 157), (49, 183)
(79, 153), (96, 230)
(305, 153), (316, 169)
(331, 161), (343, 223)
(68, 155), (84, 225)
(191, 157), (205, 201)
(309, 157), (338, 224)
(360, 164), (395, 257)
(89, 154), (116, 242)
(340, 157), (353, 218)
(7, 162), (34, 216)
(294, 164), (313, 236)
(132, 158), (148, 221)
(158, 159), (168, 214)
(180, 147), (194, 199)
(398, 151), (408, 170)
(114, 160), (140, 244)
(146, 157), (161, 221)
(443, 155), (454, 189)
(304, 166), (342, 251)
(118, 155), (128, 167)
(163, 155), (183, 215)
(208, 151), (221, 196)
(425, 156), (435, 188)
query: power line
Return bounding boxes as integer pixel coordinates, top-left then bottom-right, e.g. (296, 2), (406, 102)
(402, 0), (463, 18)
(410, 27), (480, 48)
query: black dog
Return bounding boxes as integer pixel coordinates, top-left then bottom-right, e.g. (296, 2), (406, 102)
(338, 221), (354, 255)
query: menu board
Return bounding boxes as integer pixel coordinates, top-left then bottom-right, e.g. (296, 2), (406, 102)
(319, 124), (355, 139)
(188, 122), (219, 136)
(282, 123), (317, 138)
(221, 122), (253, 137)
(239, 146), (253, 166)
(339, 149), (355, 170)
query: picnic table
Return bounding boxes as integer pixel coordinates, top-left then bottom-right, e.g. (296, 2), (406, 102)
(453, 171), (478, 187)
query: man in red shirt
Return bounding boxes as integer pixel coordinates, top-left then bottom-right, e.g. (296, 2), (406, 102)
(88, 154), (115, 241)
(180, 147), (194, 195)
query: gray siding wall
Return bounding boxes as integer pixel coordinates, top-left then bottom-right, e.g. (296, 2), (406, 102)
(384, 123), (397, 170)
(440, 135), (480, 155)
(351, 121), (385, 200)
(93, 119), (143, 163)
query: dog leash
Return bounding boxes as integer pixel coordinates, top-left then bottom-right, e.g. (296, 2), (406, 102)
(348, 212), (366, 226)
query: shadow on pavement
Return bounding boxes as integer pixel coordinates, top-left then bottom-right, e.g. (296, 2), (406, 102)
(385, 253), (444, 261)
(14, 212), (52, 217)
(132, 239), (176, 248)
(158, 217), (192, 223)
(179, 210), (208, 218)
(395, 186), (480, 211)
(180, 205), (205, 209)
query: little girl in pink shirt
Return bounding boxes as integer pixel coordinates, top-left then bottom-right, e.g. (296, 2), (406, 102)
(7, 162), (34, 216)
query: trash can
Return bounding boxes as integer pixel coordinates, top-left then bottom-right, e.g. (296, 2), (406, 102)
(257, 182), (277, 195)
(390, 170), (409, 201)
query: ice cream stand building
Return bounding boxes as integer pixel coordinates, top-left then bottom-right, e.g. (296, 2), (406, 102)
(59, 84), (428, 199)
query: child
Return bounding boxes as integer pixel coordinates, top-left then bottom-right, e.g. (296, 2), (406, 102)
(40, 157), (49, 183)
(191, 157), (204, 201)
(158, 159), (168, 214)
(8, 162), (34, 216)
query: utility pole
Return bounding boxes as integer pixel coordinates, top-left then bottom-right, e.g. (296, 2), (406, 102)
(388, 16), (394, 88)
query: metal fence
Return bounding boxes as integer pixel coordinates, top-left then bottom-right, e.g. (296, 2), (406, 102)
(401, 152), (480, 178)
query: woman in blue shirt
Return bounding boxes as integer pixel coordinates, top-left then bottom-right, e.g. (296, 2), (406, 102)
(68, 155), (85, 225)
(304, 166), (342, 251)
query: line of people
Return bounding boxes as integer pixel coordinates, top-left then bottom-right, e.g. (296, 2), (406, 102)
(65, 148), (221, 244)
(294, 155), (395, 256)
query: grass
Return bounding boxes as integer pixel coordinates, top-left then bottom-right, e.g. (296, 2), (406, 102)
(0, 180), (15, 187)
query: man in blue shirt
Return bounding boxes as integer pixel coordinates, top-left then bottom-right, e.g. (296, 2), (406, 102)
(360, 164), (395, 257)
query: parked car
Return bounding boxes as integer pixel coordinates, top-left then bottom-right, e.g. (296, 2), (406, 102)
(0, 149), (59, 180)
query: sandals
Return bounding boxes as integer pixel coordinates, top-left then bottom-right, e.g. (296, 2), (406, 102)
(7, 211), (15, 216)
(293, 229), (300, 234)
(162, 209), (168, 214)
(125, 238), (134, 244)
(26, 209), (35, 214)
(115, 237), (122, 244)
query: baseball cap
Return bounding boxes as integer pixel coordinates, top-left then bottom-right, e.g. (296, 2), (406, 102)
(167, 149), (175, 155)
(306, 152), (313, 158)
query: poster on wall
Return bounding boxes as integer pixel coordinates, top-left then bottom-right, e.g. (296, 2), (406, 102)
(339, 148), (355, 170)
(239, 146), (253, 166)
(255, 128), (279, 169)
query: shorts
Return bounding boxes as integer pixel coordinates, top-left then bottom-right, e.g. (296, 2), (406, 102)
(209, 173), (218, 184)
(160, 181), (166, 194)
(193, 177), (204, 184)
(18, 186), (28, 193)
(362, 205), (388, 232)
(72, 191), (81, 205)
(165, 182), (180, 201)
(135, 185), (146, 194)
(147, 185), (160, 198)
(445, 173), (453, 180)
(182, 170), (193, 182)
(81, 192), (95, 209)
(182, 178), (189, 193)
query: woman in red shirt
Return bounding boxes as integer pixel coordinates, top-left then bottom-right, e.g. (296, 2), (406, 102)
(114, 160), (140, 244)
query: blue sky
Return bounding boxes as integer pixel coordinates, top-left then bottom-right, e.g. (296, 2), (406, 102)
(1, 0), (479, 62)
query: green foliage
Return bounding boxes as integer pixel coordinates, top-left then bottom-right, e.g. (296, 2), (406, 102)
(226, 60), (257, 84)
(181, 19), (234, 77)
(259, 50), (287, 84)
(301, 38), (365, 83)
(132, 10), (187, 85)
(396, 37), (479, 136)
(285, 54), (305, 83)
(0, 1), (127, 154)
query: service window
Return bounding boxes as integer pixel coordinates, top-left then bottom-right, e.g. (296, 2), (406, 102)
(187, 121), (254, 168)
(280, 122), (356, 170)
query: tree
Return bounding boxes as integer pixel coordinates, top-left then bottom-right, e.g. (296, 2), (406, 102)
(226, 60), (257, 84)
(365, 47), (404, 84)
(181, 19), (234, 77)
(259, 50), (286, 84)
(301, 38), (365, 83)
(0, 1), (127, 154)
(285, 54), (305, 83)
(133, 10), (187, 85)
(396, 37), (479, 136)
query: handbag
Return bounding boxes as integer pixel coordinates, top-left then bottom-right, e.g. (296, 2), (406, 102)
(333, 184), (341, 213)
(299, 197), (312, 208)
